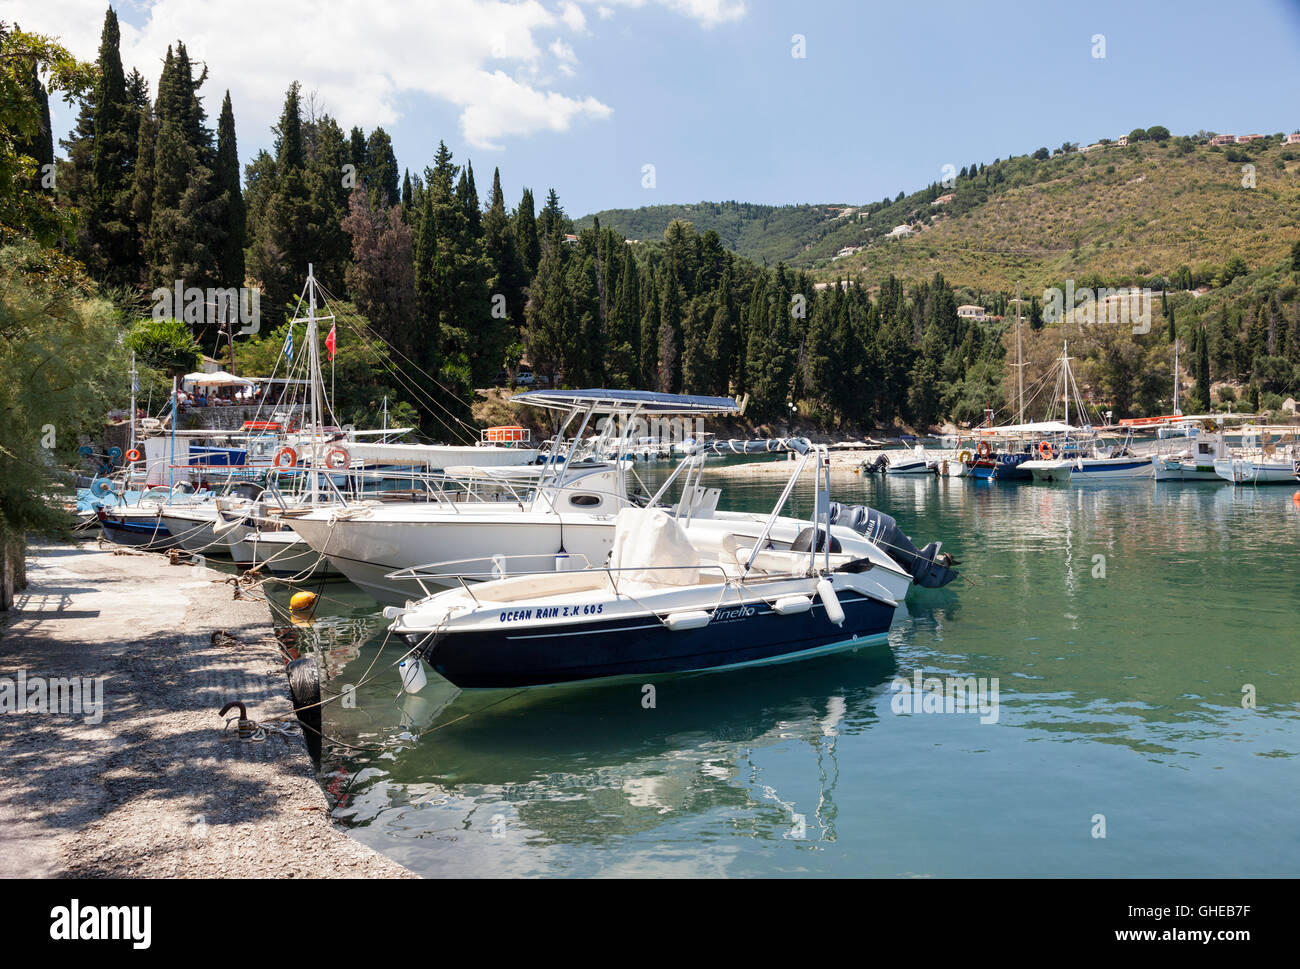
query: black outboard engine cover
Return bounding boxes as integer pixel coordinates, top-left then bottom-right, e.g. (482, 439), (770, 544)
(828, 502), (959, 588)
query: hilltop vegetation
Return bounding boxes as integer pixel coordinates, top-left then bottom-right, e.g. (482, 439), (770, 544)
(582, 134), (1300, 293)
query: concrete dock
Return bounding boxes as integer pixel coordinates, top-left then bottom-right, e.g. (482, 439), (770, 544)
(0, 542), (412, 878)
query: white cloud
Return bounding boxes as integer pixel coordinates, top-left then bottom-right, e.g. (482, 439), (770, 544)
(11, 0), (745, 152)
(549, 38), (579, 77)
(558, 1), (588, 33)
(11, 0), (612, 150)
(582, 0), (747, 28)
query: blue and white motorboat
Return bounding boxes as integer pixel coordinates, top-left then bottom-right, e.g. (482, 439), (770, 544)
(387, 441), (960, 689)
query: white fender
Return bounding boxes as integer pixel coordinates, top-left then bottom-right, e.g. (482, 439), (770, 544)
(817, 578), (845, 626)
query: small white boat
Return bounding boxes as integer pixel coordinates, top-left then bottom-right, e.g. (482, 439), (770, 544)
(882, 445), (938, 475)
(1213, 454), (1300, 484)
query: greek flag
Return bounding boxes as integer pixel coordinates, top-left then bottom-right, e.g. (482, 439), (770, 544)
(283, 325), (294, 361)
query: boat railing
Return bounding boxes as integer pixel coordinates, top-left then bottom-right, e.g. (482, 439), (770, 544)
(386, 555), (748, 605)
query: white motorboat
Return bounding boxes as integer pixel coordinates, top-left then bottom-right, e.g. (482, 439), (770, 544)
(387, 442), (956, 688)
(884, 445), (938, 475)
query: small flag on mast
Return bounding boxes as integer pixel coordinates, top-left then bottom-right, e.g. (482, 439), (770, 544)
(283, 325), (293, 361)
(325, 323), (337, 360)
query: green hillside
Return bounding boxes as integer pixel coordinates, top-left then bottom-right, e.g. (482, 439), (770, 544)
(580, 133), (1300, 293)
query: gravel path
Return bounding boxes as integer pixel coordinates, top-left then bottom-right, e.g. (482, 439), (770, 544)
(0, 542), (413, 878)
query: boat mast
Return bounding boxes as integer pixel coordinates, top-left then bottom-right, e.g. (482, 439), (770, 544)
(1015, 280), (1025, 425)
(128, 351), (137, 475)
(306, 263), (324, 505)
(1063, 341), (1069, 429)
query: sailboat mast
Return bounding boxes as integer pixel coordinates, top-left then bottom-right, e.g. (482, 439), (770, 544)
(128, 351), (137, 471)
(306, 263), (324, 505)
(1016, 281), (1025, 426)
(1063, 341), (1069, 429)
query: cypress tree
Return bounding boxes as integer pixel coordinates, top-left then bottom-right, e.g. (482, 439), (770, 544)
(364, 127), (399, 206)
(413, 187), (440, 374)
(482, 167), (526, 330)
(639, 269), (660, 388)
(79, 9), (137, 283)
(610, 248), (640, 387)
(514, 187), (540, 276)
(214, 91), (245, 288)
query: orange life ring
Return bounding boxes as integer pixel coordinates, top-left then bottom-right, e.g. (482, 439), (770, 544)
(273, 447), (298, 469)
(124, 448), (142, 463)
(1038, 440), (1054, 460)
(324, 447), (350, 470)
(976, 440), (992, 458)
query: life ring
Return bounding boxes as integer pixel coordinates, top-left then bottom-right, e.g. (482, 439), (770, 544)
(1038, 440), (1054, 460)
(976, 440), (992, 458)
(324, 447), (350, 470)
(125, 448), (142, 463)
(273, 447), (298, 469)
(957, 449), (972, 464)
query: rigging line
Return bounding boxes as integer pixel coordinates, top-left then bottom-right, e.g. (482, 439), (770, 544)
(326, 312), (476, 444)
(310, 280), (482, 436)
(320, 295), (482, 441)
(327, 305), (480, 444)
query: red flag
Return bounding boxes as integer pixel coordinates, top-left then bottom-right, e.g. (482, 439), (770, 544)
(325, 324), (337, 360)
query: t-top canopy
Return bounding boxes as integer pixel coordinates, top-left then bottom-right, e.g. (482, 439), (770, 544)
(513, 388), (740, 415)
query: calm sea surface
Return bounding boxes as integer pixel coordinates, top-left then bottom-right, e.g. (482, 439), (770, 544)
(278, 463), (1300, 876)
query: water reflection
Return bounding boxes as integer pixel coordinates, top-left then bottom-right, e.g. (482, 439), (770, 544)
(321, 645), (898, 855)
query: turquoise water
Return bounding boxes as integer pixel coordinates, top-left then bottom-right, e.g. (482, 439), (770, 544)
(288, 468), (1300, 876)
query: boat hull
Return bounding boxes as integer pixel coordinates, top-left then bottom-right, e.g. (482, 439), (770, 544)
(96, 510), (179, 550)
(246, 530), (341, 577)
(159, 511), (255, 564)
(290, 513), (618, 605)
(406, 588), (895, 689)
(1151, 456), (1221, 481)
(1213, 457), (1300, 484)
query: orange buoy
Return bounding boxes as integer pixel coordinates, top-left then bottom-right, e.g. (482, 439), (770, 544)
(324, 446), (350, 470)
(125, 448), (142, 462)
(977, 440), (992, 458)
(273, 446), (298, 469)
(1292, 491), (1300, 506)
(1039, 440), (1054, 460)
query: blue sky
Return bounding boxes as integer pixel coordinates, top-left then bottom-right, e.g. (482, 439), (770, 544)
(25, 0), (1300, 216)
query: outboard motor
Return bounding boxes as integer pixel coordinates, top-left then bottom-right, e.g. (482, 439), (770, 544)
(828, 502), (960, 588)
(862, 454), (890, 474)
